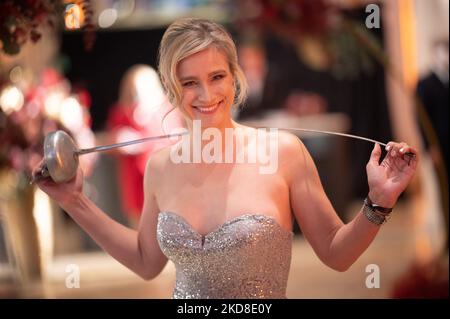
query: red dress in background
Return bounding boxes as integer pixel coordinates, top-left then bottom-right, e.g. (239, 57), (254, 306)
(107, 101), (183, 218)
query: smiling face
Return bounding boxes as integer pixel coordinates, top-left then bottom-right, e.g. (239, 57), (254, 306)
(176, 46), (236, 128)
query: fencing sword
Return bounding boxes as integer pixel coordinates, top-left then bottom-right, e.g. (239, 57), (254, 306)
(30, 130), (189, 184)
(31, 127), (416, 184)
(256, 126), (416, 160)
(258, 126), (417, 149)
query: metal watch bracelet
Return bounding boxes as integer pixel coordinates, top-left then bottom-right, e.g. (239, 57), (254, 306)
(362, 201), (390, 225)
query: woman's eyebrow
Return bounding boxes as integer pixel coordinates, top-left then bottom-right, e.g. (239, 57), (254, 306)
(209, 69), (227, 75)
(179, 76), (196, 82)
(179, 69), (227, 82)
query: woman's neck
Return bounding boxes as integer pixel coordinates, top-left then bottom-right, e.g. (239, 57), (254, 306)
(181, 118), (248, 162)
(185, 117), (239, 134)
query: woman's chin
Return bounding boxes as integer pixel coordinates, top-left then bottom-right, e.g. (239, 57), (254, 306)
(194, 115), (222, 128)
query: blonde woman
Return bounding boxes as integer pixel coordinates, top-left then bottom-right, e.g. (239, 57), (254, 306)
(33, 18), (418, 299)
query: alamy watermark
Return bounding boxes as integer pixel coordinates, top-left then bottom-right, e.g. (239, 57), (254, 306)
(65, 263), (80, 288)
(169, 120), (279, 174)
(365, 4), (380, 29)
(365, 264), (380, 288)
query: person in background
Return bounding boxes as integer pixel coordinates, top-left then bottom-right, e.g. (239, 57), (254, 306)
(416, 38), (449, 251)
(107, 65), (184, 228)
(236, 39), (268, 119)
(236, 38), (328, 120)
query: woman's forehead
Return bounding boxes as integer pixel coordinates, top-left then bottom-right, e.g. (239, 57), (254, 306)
(177, 47), (230, 77)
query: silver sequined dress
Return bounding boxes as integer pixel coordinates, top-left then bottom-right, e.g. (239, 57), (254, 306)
(157, 212), (293, 299)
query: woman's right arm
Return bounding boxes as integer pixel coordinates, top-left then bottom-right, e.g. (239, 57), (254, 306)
(34, 154), (167, 280)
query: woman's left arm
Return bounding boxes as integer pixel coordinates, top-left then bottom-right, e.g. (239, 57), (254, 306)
(285, 134), (418, 271)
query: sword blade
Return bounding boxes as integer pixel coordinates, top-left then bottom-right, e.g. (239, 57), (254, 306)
(76, 131), (188, 155)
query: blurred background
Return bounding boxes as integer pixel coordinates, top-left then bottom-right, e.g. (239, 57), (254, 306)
(0, 0), (448, 298)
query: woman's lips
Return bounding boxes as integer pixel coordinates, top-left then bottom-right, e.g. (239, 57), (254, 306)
(193, 100), (223, 114)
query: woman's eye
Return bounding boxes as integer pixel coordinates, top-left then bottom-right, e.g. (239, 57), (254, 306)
(182, 81), (195, 87)
(213, 74), (225, 81)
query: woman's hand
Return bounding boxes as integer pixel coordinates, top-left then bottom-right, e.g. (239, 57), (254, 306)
(366, 142), (419, 208)
(32, 159), (84, 208)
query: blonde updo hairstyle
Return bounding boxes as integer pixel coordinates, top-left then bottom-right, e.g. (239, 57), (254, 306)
(158, 18), (248, 116)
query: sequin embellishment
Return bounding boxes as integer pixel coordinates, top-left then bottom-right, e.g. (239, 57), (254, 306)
(157, 212), (293, 299)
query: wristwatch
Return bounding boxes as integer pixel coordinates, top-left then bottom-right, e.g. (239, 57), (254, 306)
(364, 196), (393, 214)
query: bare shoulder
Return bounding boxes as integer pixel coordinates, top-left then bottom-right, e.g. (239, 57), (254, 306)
(276, 130), (305, 159)
(275, 130), (309, 183)
(238, 125), (307, 170)
(239, 124), (304, 151)
(144, 143), (176, 188)
(147, 144), (173, 169)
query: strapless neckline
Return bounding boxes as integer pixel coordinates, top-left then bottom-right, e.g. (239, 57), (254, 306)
(157, 211), (293, 298)
(158, 211), (293, 239)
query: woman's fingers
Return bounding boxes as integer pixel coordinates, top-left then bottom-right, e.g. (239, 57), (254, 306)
(30, 159), (54, 185)
(385, 142), (394, 152)
(384, 141), (418, 169)
(31, 159), (44, 177)
(369, 143), (382, 165)
(388, 142), (402, 157)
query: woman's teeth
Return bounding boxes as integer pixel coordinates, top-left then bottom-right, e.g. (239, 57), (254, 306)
(194, 101), (221, 113)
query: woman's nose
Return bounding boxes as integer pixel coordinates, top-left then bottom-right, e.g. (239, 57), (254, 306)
(197, 84), (213, 103)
